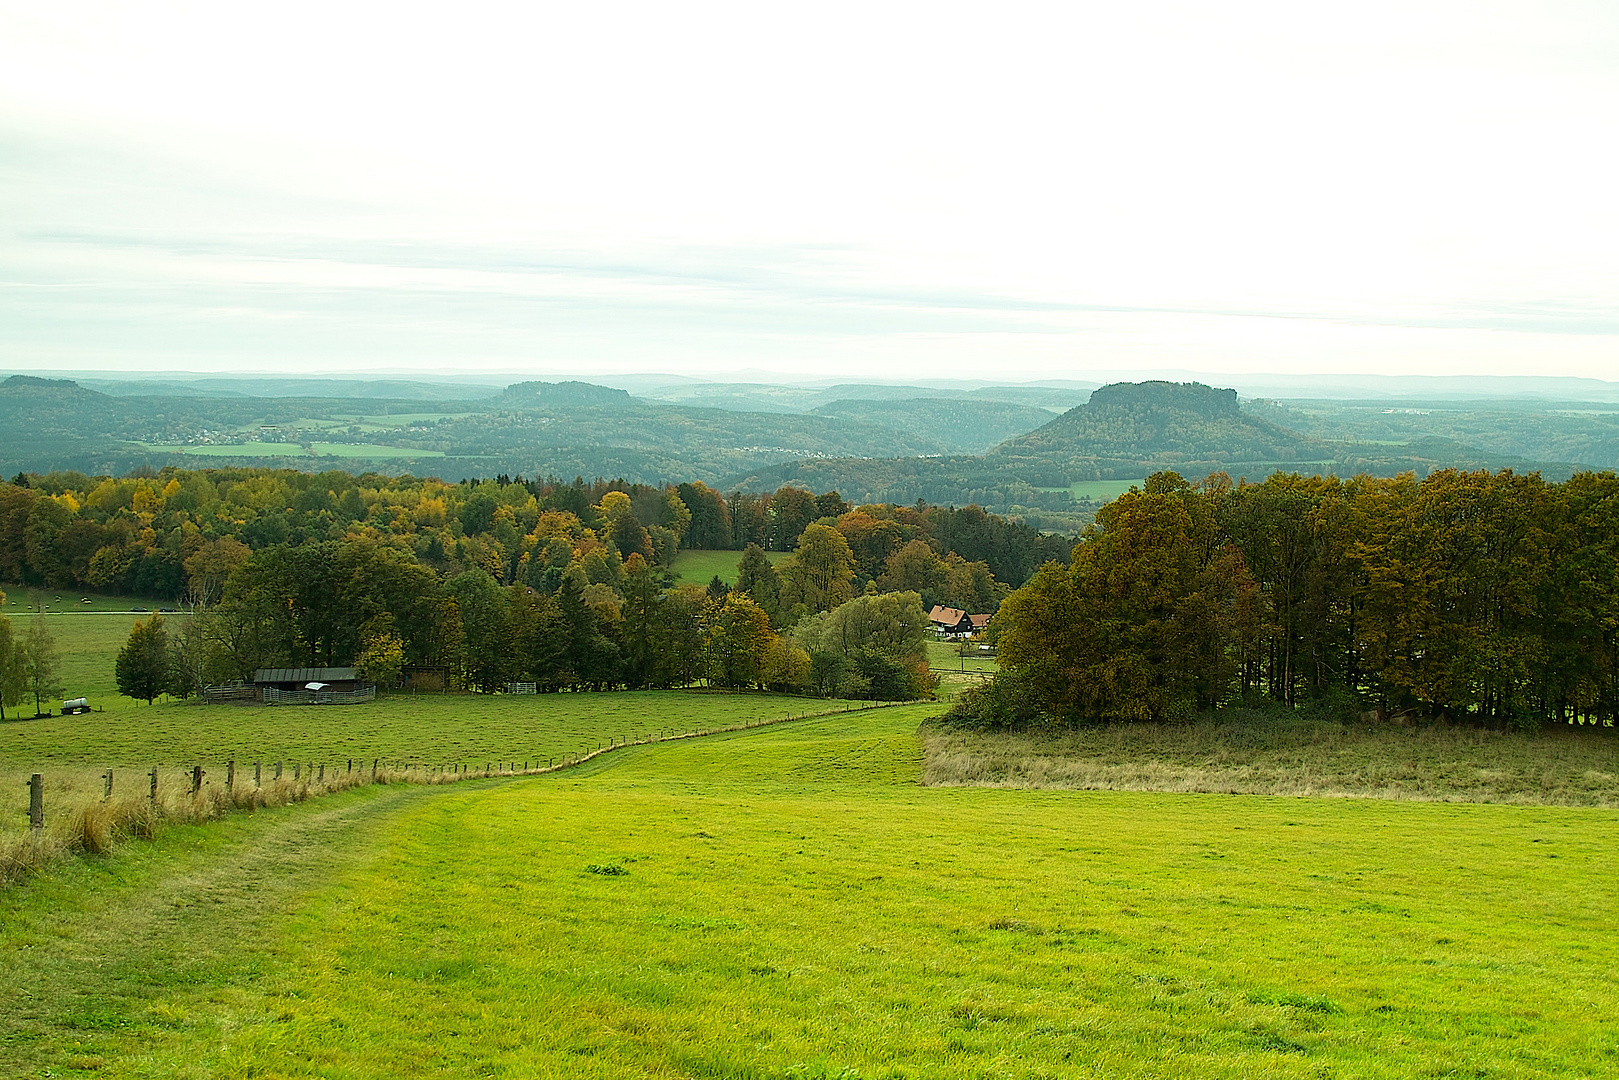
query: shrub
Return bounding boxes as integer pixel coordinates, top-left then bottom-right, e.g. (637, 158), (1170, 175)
(942, 667), (1050, 729)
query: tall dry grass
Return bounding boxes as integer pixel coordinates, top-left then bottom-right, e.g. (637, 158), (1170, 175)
(0, 760), (536, 887)
(923, 711), (1619, 806)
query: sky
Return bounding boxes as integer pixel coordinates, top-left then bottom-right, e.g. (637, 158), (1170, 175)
(3, 1), (1618, 384)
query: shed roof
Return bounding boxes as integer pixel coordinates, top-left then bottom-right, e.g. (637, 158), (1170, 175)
(929, 605), (968, 625)
(254, 667), (358, 683)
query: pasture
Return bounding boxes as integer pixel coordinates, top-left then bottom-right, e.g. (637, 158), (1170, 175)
(0, 690), (836, 835)
(669, 548), (786, 587)
(2, 704), (1615, 1077)
(1, 604), (178, 706)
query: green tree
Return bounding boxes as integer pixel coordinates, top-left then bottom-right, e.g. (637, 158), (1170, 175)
(165, 613), (225, 699)
(777, 523), (856, 621)
(703, 594), (774, 688)
(116, 614), (171, 704)
(878, 539), (948, 606)
(620, 554), (664, 689)
(22, 615), (64, 714)
(448, 569), (514, 692)
(999, 474), (1251, 721)
(792, 590), (932, 700)
(735, 543), (781, 616)
(0, 615), (26, 720)
(770, 487), (820, 551)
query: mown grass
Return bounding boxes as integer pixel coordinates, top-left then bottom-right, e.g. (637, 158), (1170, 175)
(924, 709), (1619, 806)
(2, 704), (1616, 1077)
(669, 548), (786, 586)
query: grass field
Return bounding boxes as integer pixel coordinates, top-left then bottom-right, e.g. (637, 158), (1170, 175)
(924, 710), (1619, 806)
(926, 640), (998, 676)
(1, 605), (182, 706)
(152, 442), (446, 459)
(307, 443), (446, 458)
(161, 442), (308, 457)
(0, 691), (841, 835)
(2, 705), (1615, 1077)
(1034, 479), (1145, 503)
(670, 548), (786, 586)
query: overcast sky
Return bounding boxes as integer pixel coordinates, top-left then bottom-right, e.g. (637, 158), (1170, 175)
(3, 1), (1617, 383)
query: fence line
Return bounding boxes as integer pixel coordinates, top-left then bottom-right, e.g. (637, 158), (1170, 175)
(6, 699), (922, 841)
(263, 686), (377, 705)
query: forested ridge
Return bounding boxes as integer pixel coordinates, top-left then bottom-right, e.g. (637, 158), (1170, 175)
(0, 467), (1067, 702)
(961, 467), (1619, 729)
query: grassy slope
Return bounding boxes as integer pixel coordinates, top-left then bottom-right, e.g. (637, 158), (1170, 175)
(669, 548), (786, 587)
(3, 705), (1616, 1077)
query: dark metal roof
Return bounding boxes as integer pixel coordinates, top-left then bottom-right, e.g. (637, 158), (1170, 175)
(254, 667), (358, 683)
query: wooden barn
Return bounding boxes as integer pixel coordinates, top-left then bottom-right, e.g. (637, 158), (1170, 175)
(253, 667), (363, 694)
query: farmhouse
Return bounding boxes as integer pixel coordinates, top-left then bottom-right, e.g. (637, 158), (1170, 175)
(253, 667), (363, 693)
(928, 605), (989, 638)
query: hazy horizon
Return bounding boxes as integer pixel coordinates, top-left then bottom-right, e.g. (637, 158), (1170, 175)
(4, 2), (1617, 383)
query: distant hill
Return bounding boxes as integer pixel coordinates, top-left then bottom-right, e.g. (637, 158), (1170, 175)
(990, 380), (1330, 480)
(730, 380), (1583, 518)
(808, 398), (1057, 454)
(0, 375), (1590, 508)
(501, 381), (634, 406)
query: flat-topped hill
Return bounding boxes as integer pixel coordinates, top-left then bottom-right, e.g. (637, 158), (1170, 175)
(991, 380), (1328, 477)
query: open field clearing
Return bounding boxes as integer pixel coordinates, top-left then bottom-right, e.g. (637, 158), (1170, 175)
(2, 705), (1616, 1077)
(0, 691), (840, 834)
(669, 548), (786, 586)
(924, 712), (1619, 806)
(306, 442), (446, 458)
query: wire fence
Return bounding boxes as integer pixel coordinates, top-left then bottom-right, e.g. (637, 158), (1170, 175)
(1, 699), (919, 882)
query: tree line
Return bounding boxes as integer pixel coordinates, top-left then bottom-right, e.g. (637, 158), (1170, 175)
(0, 468), (1067, 605)
(956, 468), (1619, 729)
(115, 543), (936, 703)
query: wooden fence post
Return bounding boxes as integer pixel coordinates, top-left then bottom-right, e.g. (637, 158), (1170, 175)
(28, 774), (43, 833)
(372, 759), (378, 781)
(191, 765), (204, 796)
(293, 763), (301, 781)
(149, 767), (158, 803)
(226, 760), (235, 794)
(275, 762), (283, 780)
(347, 758), (353, 774)
(254, 761), (261, 788)
(318, 764), (324, 782)
(103, 769), (113, 801)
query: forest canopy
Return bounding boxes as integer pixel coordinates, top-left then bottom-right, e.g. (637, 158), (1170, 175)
(1, 467), (1056, 700)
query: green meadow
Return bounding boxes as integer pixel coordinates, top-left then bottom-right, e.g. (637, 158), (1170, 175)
(2, 704), (1616, 1077)
(669, 548), (787, 587)
(1, 604), (173, 705)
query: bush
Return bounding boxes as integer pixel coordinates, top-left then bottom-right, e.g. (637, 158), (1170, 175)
(942, 667), (1050, 729)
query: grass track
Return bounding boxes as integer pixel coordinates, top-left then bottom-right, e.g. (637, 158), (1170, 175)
(3, 704), (1616, 1077)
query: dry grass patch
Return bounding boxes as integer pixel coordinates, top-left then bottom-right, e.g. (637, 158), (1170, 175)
(923, 711), (1619, 805)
